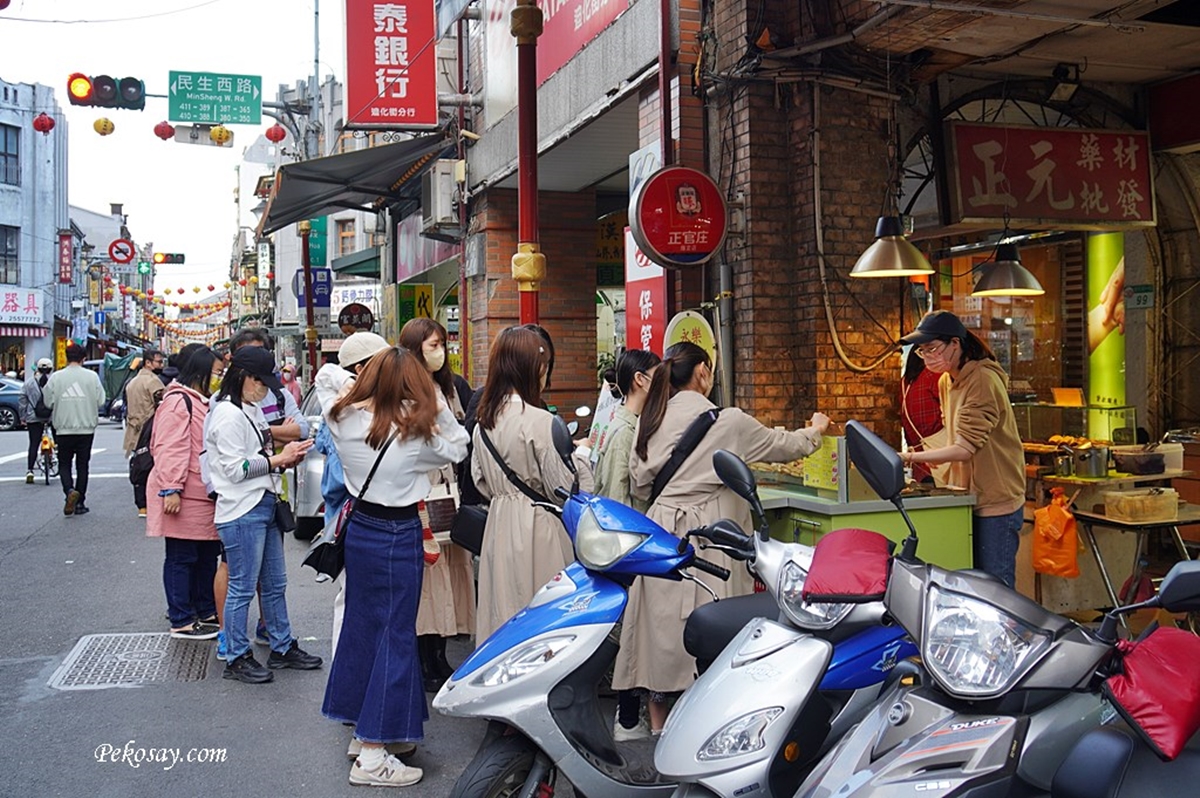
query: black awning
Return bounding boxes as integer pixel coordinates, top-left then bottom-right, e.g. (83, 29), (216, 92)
(257, 134), (453, 235)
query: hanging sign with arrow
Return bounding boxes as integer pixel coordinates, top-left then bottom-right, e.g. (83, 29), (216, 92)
(168, 70), (262, 125)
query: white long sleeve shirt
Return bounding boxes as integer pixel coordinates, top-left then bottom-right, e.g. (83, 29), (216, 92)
(327, 399), (469, 508)
(206, 399), (277, 524)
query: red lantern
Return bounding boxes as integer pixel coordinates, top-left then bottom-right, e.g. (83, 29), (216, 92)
(33, 112), (55, 136)
(265, 272), (275, 280)
(176, 288), (185, 295)
(265, 123), (287, 143)
(207, 284), (215, 292)
(154, 121), (175, 141)
(147, 289), (154, 296)
(103, 275), (113, 284)
(238, 278), (247, 286)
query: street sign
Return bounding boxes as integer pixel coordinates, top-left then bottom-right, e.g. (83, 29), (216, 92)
(294, 268), (333, 308)
(308, 217), (328, 266)
(93, 310), (106, 327)
(1125, 284), (1154, 310)
(338, 303), (375, 333)
(108, 238), (135, 264)
(168, 71), (262, 124)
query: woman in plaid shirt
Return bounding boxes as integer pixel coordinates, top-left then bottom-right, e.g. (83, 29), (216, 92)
(900, 347), (944, 483)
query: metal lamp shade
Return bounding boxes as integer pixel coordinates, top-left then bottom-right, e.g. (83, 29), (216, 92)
(850, 216), (934, 277)
(971, 243), (1046, 297)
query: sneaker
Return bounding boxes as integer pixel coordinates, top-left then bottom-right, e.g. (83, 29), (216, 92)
(64, 489), (80, 516)
(346, 739), (417, 760)
(73, 503), (90, 516)
(222, 652), (274, 684)
(613, 711), (652, 742)
(25, 471), (33, 484)
(170, 621), (219, 641)
(195, 621), (220, 637)
(267, 640), (323, 670)
(254, 620), (269, 646)
(216, 630), (228, 662)
(138, 508), (147, 519)
(349, 754), (423, 787)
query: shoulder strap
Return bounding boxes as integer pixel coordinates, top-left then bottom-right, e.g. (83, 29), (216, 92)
(357, 430), (401, 502)
(650, 408), (722, 505)
(478, 426), (550, 504)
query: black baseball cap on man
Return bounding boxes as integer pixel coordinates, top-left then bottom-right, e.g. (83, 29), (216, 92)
(231, 345), (283, 391)
(900, 310), (969, 346)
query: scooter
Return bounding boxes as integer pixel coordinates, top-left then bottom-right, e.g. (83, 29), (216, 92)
(791, 420), (1200, 797)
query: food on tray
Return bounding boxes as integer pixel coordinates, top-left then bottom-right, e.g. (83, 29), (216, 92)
(749, 460), (806, 478)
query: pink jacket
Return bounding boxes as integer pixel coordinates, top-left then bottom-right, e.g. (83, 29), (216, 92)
(146, 384), (218, 540)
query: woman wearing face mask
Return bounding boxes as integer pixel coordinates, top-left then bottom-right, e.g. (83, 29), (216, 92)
(399, 317), (475, 692)
(897, 310), (1025, 588)
(280, 364), (303, 404)
(206, 345), (319, 684)
(616, 341), (830, 733)
(471, 326), (579, 643)
(147, 347), (225, 639)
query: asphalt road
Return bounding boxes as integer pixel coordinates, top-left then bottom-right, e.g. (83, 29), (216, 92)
(0, 422), (492, 797)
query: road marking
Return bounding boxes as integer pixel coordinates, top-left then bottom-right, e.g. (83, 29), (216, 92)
(0, 472), (128, 484)
(0, 447), (107, 466)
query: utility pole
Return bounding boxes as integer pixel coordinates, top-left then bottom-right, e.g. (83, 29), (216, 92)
(298, 221), (319, 377)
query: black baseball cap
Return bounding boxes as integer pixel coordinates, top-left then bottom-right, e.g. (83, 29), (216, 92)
(900, 310), (969, 346)
(231, 345), (283, 391)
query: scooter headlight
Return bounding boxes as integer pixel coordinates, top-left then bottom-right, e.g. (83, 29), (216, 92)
(472, 635), (576, 687)
(698, 707), (784, 761)
(575, 507), (648, 570)
(778, 560), (853, 630)
(923, 585), (1051, 697)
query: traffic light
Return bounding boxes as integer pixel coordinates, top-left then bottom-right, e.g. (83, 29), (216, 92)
(137, 260), (152, 275)
(66, 73), (145, 110)
(153, 253), (185, 265)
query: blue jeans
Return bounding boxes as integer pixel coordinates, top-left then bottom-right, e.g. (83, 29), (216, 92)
(163, 538), (221, 628)
(973, 507), (1025, 589)
(216, 494), (293, 661)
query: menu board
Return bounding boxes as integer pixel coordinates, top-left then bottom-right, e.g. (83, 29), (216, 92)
(803, 435), (843, 494)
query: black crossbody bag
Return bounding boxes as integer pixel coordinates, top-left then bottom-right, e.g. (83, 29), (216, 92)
(450, 427), (551, 556)
(649, 408), (722, 505)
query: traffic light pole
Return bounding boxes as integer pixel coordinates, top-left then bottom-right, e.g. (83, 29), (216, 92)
(298, 221), (319, 381)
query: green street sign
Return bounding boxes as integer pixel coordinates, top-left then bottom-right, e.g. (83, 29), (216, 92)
(308, 216), (327, 266)
(168, 71), (262, 125)
(137, 261), (151, 275)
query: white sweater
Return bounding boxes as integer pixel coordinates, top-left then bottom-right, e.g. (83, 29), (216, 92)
(206, 399), (277, 524)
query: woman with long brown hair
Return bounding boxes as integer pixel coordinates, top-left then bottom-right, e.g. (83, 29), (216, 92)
(615, 341), (830, 733)
(471, 326), (578, 643)
(398, 317), (475, 691)
(322, 346), (469, 788)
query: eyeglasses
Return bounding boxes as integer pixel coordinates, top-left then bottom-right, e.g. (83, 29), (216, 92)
(915, 341), (951, 360)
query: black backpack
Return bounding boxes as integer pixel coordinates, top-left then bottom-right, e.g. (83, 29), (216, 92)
(33, 377), (51, 420)
(129, 393), (194, 486)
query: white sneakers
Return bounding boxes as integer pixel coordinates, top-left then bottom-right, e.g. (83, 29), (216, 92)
(346, 738), (417, 760)
(613, 710), (652, 742)
(349, 753), (423, 787)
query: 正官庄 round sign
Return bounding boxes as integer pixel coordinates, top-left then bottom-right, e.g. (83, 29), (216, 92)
(629, 167), (727, 269)
(338, 302), (374, 334)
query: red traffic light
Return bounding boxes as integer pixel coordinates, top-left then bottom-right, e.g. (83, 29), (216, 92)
(152, 253), (185, 264)
(66, 73), (145, 110)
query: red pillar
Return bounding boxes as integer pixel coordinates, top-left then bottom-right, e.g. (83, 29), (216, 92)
(299, 221), (319, 380)
(512, 0), (546, 325)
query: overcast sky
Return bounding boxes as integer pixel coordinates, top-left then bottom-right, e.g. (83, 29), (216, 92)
(1, 0), (347, 291)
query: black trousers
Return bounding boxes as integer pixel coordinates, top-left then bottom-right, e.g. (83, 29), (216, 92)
(26, 421), (44, 471)
(57, 433), (94, 500)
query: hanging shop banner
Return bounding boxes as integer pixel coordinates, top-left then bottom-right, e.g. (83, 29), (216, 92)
(58, 233), (73, 285)
(338, 302), (376, 333)
(0, 287), (45, 326)
(56, 337), (68, 369)
(664, 310), (717, 366)
(624, 229), (666, 354)
(398, 283), (435, 329)
(946, 122), (1155, 229)
(1086, 233), (1126, 435)
(630, 167), (728, 269)
(345, 0), (439, 129)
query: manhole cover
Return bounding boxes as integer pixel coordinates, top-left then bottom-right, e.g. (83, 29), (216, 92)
(48, 633), (211, 690)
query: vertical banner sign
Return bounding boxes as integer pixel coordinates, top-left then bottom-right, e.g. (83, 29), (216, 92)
(58, 233), (73, 284)
(624, 229), (666, 354)
(1086, 232), (1126, 436)
(345, 0), (439, 129)
(55, 337), (68, 369)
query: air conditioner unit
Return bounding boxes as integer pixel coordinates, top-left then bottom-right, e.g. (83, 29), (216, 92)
(421, 159), (460, 235)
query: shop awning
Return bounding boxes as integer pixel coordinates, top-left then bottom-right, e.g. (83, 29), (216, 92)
(0, 325), (48, 338)
(331, 246), (381, 277)
(257, 134), (453, 235)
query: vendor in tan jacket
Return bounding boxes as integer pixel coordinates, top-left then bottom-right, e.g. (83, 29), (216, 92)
(616, 341), (829, 734)
(897, 310), (1026, 588)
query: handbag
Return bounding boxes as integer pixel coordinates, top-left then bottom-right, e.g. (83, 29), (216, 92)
(424, 475), (461, 534)
(449, 428), (551, 556)
(302, 430), (400, 580)
(274, 499), (298, 533)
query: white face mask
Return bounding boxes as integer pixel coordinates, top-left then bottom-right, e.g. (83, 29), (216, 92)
(425, 346), (446, 373)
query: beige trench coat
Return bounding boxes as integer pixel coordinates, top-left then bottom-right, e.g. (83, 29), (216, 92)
(471, 396), (577, 643)
(123, 370), (163, 455)
(417, 391), (477, 637)
(612, 390), (823, 693)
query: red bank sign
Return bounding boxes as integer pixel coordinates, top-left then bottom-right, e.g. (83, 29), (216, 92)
(538, 0), (629, 84)
(947, 122), (1155, 229)
(345, 0), (439, 129)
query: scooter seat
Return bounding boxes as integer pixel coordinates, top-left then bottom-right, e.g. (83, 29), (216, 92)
(684, 592), (779, 674)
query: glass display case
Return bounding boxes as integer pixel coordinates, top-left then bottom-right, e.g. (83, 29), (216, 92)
(1012, 403), (1137, 444)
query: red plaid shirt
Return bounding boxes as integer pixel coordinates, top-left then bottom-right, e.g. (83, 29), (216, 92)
(901, 369), (944, 482)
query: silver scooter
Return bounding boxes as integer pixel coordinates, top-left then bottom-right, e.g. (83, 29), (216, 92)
(793, 420), (1200, 797)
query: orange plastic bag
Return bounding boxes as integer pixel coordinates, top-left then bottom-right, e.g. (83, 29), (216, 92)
(1032, 487), (1080, 578)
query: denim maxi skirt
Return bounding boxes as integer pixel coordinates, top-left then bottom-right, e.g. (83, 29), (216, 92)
(321, 510), (427, 742)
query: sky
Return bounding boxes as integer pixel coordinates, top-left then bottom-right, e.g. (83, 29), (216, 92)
(1, 0), (348, 291)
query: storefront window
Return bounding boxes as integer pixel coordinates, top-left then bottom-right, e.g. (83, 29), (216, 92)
(337, 219), (356, 257)
(0, 124), (18, 185)
(937, 240), (1080, 402)
(0, 225), (18, 284)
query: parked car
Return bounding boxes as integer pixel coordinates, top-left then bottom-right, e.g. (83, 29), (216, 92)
(292, 386), (326, 540)
(0, 376), (24, 431)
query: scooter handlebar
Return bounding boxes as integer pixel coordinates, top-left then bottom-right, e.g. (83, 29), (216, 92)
(690, 557), (731, 581)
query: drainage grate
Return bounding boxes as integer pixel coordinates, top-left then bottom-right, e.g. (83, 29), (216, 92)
(48, 633), (211, 690)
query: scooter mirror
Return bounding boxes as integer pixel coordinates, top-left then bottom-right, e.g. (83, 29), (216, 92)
(1156, 560), (1200, 612)
(713, 450), (768, 537)
(574, 405), (591, 418)
(551, 415), (576, 472)
(845, 420), (906, 502)
(567, 420), (579, 436)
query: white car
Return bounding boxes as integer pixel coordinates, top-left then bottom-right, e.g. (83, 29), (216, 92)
(292, 387), (326, 540)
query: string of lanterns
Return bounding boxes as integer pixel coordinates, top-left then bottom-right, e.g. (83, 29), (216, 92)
(102, 274), (272, 310)
(145, 315), (225, 340)
(28, 111), (289, 147)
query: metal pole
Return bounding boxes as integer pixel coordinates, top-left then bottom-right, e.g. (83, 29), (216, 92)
(511, 0), (545, 325)
(313, 0), (322, 158)
(298, 220), (319, 378)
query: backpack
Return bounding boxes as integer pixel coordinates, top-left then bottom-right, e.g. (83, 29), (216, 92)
(129, 392), (194, 487)
(33, 377), (51, 420)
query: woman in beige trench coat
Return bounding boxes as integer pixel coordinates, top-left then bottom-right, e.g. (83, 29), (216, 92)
(471, 326), (579, 644)
(614, 341), (830, 732)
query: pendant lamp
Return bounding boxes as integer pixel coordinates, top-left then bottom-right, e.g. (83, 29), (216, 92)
(971, 243), (1045, 297)
(850, 215), (934, 278)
